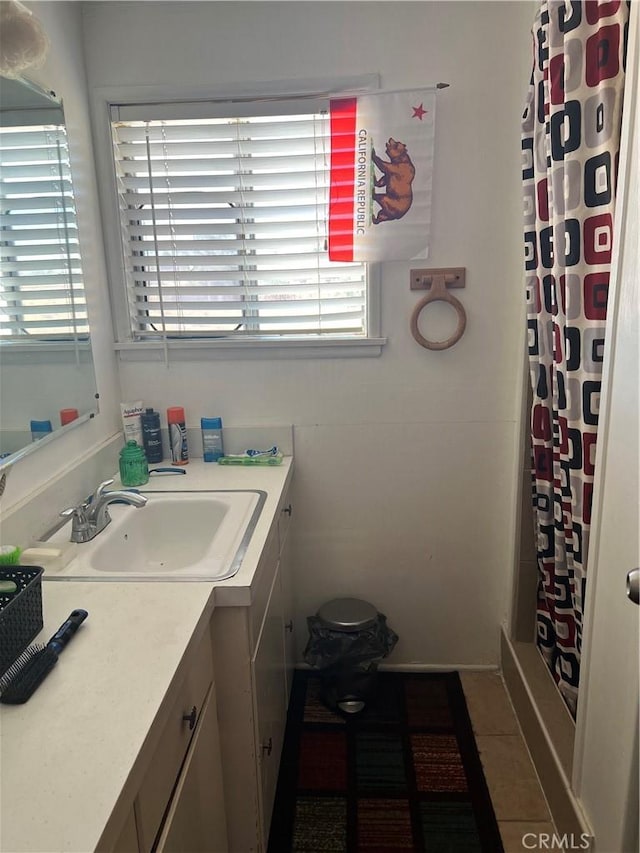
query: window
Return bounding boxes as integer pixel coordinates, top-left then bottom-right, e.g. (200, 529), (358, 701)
(0, 122), (88, 340)
(109, 98), (371, 345)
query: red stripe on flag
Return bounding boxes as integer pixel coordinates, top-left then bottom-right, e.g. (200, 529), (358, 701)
(329, 98), (357, 262)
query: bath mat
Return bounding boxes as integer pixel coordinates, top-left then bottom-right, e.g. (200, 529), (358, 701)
(268, 670), (503, 852)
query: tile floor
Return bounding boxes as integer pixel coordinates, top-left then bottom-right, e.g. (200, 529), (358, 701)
(460, 671), (556, 853)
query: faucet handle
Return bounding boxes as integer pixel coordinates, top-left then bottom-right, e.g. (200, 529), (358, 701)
(60, 505), (87, 520)
(60, 505), (91, 542)
(92, 479), (115, 501)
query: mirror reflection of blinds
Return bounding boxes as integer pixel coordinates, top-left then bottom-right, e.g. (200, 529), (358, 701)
(110, 112), (367, 339)
(0, 124), (88, 339)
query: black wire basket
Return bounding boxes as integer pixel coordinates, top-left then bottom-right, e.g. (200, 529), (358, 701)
(0, 566), (44, 676)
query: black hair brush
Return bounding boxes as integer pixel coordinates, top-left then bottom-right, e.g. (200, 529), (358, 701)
(0, 609), (88, 704)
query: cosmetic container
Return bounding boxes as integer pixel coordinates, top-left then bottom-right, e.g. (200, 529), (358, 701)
(167, 406), (189, 465)
(120, 401), (144, 446)
(119, 440), (149, 487)
(201, 417), (224, 462)
(141, 408), (163, 463)
(30, 420), (52, 442)
(60, 408), (79, 426)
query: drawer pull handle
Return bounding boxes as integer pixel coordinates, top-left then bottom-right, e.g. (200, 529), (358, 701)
(262, 737), (273, 757)
(282, 504), (292, 516)
(182, 706), (197, 731)
(285, 620), (294, 633)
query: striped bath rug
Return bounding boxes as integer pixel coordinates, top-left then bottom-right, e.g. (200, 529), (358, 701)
(268, 670), (503, 852)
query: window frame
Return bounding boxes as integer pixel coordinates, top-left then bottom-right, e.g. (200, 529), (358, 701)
(92, 75), (386, 361)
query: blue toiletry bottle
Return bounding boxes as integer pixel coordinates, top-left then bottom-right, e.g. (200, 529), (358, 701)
(141, 408), (163, 463)
(201, 417), (224, 462)
(30, 420), (53, 441)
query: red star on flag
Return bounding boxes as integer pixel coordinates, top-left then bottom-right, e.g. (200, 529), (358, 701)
(412, 103), (427, 120)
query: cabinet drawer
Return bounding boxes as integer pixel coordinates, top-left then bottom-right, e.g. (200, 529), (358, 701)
(136, 631), (214, 852)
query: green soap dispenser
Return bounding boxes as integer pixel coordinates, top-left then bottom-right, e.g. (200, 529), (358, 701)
(119, 440), (149, 487)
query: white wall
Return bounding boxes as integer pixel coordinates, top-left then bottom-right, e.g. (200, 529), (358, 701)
(82, 1), (534, 666)
(0, 2), (121, 515)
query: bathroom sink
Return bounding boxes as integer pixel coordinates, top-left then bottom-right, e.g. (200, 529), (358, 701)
(43, 490), (265, 581)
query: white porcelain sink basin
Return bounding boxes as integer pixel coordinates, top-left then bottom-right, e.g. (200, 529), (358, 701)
(43, 490), (265, 581)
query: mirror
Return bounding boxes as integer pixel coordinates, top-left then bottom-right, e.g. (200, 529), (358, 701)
(0, 75), (98, 468)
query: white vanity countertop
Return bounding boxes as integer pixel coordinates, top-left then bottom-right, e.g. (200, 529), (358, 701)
(0, 458), (293, 853)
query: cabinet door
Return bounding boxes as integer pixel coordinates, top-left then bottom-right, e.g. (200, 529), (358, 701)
(279, 530), (295, 703)
(136, 634), (214, 852)
(277, 494), (295, 703)
(252, 562), (287, 850)
(155, 683), (228, 853)
(110, 807), (139, 853)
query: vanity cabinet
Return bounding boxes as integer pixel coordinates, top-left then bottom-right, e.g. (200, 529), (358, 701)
(212, 489), (295, 853)
(105, 625), (228, 853)
(111, 808), (139, 853)
(252, 559), (287, 845)
(1, 462), (296, 853)
(154, 683), (227, 853)
(279, 504), (295, 699)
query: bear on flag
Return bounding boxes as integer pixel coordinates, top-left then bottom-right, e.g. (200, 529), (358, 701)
(328, 88), (437, 262)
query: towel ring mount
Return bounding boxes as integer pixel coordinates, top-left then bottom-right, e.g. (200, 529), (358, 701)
(409, 267), (467, 351)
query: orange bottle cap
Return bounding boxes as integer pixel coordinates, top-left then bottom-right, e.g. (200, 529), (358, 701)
(60, 408), (79, 425)
(167, 406), (185, 424)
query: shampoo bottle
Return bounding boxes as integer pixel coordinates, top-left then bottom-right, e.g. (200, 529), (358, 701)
(167, 406), (189, 465)
(141, 408), (163, 463)
(201, 417), (224, 462)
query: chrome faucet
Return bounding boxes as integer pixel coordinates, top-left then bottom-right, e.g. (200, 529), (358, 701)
(60, 479), (148, 543)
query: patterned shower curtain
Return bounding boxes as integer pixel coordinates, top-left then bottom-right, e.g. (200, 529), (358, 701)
(522, 0), (629, 716)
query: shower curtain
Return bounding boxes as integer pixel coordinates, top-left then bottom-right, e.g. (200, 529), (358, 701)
(522, 0), (629, 716)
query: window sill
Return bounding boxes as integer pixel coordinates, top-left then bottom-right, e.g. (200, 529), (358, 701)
(0, 340), (93, 365)
(114, 337), (387, 362)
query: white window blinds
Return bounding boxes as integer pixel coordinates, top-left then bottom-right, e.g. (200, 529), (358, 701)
(110, 106), (367, 340)
(0, 123), (88, 339)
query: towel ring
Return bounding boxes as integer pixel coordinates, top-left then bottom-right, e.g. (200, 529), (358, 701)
(410, 272), (467, 351)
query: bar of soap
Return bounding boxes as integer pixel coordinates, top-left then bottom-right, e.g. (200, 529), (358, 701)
(20, 547), (71, 572)
(20, 547), (64, 562)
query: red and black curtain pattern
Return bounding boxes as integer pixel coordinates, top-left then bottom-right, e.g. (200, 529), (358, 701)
(522, 0), (629, 716)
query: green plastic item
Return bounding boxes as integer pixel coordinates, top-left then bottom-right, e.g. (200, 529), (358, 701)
(217, 455), (283, 466)
(119, 440), (149, 486)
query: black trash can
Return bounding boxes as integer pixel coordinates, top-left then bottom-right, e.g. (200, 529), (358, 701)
(303, 597), (398, 714)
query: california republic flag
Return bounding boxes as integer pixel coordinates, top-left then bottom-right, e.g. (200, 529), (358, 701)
(328, 88), (437, 262)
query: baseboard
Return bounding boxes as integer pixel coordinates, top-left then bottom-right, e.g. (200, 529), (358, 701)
(295, 662), (499, 672)
(500, 628), (594, 841)
(379, 663), (499, 672)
